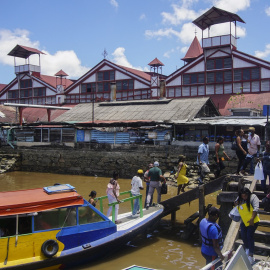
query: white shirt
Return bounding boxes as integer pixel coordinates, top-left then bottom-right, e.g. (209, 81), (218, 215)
(131, 176), (143, 195)
(248, 134), (261, 155)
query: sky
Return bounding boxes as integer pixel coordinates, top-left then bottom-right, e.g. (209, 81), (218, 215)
(0, 0), (270, 84)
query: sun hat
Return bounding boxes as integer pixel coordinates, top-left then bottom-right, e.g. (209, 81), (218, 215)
(154, 161), (159, 167)
(137, 169), (144, 174)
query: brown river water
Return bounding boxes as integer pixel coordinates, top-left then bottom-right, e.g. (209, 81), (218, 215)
(0, 171), (219, 270)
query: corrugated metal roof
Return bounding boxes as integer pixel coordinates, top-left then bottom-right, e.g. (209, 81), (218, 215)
(173, 117), (267, 126)
(53, 97), (212, 123)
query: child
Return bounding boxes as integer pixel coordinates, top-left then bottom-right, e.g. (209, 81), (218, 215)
(175, 155), (189, 195)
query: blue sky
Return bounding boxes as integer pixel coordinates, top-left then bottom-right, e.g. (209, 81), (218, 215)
(0, 0), (270, 84)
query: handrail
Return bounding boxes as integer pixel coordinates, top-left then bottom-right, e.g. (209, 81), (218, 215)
(200, 250), (231, 270)
(96, 191), (143, 223)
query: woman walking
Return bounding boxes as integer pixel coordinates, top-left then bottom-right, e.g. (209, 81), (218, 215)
(235, 129), (248, 175)
(106, 171), (121, 224)
(235, 188), (260, 265)
(214, 136), (230, 178)
(175, 155), (189, 195)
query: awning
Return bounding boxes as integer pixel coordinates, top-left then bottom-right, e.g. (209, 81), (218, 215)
(0, 188), (84, 216)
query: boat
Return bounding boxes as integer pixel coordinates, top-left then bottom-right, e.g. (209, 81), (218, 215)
(0, 184), (164, 269)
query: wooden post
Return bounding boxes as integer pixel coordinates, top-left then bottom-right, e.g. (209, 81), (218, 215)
(199, 185), (205, 222)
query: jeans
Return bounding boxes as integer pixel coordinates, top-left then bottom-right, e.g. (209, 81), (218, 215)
(214, 157), (225, 177)
(249, 155), (256, 174)
(201, 252), (222, 269)
(240, 222), (259, 255)
(132, 192), (140, 215)
(241, 156), (253, 172)
(147, 181), (161, 205)
(144, 183), (153, 208)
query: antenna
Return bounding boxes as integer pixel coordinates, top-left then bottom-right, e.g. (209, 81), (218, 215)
(102, 49), (108, 59)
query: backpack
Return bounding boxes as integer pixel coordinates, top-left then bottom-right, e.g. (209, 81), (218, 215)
(231, 140), (238, 151)
(262, 196), (270, 212)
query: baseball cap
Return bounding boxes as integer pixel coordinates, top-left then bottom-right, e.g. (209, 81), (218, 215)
(137, 169), (144, 174)
(154, 161), (159, 167)
(208, 207), (220, 217)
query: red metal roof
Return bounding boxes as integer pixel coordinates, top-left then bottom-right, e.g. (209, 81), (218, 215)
(55, 69), (68, 77)
(148, 58), (164, 67)
(211, 93), (270, 116)
(0, 84), (7, 92)
(8, 44), (45, 59)
(118, 65), (151, 81)
(0, 188), (84, 216)
(32, 72), (74, 89)
(182, 36), (203, 61)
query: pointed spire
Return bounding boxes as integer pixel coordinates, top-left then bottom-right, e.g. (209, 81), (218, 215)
(148, 57), (164, 67)
(182, 36), (203, 62)
(55, 69), (68, 77)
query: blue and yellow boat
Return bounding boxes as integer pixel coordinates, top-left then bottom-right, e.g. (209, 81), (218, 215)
(0, 184), (164, 269)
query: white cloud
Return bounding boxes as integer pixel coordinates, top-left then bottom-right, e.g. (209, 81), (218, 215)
(208, 23), (246, 38)
(112, 47), (149, 71)
(139, 13), (146, 20)
(145, 28), (182, 40)
(266, 7), (270, 16)
(163, 49), (175, 58)
(0, 28), (89, 79)
(110, 0), (118, 8)
(255, 44), (270, 59)
(213, 0), (250, 13)
(181, 46), (189, 54)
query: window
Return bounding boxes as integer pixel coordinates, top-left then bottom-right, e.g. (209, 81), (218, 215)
(234, 68), (260, 81)
(34, 88), (45, 97)
(20, 89), (32, 98)
(116, 80), (134, 90)
(81, 83), (96, 93)
(207, 73), (214, 83)
(50, 128), (61, 142)
(20, 79), (32, 88)
(216, 72), (223, 82)
(78, 206), (105, 225)
(206, 57), (232, 70)
(34, 208), (76, 230)
(97, 70), (115, 81)
(183, 73), (205, 85)
(0, 216), (32, 236)
(8, 90), (19, 99)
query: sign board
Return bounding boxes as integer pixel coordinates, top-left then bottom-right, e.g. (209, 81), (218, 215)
(148, 132), (157, 139)
(76, 130), (85, 142)
(263, 105), (270, 116)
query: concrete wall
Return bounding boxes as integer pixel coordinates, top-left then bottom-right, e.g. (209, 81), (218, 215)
(0, 142), (240, 178)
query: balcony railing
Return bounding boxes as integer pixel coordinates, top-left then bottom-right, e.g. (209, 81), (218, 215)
(202, 34), (236, 49)
(15, 64), (40, 74)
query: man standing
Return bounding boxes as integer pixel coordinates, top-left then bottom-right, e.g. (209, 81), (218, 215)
(146, 161), (166, 209)
(248, 127), (261, 175)
(144, 163), (153, 208)
(200, 207), (224, 269)
(197, 137), (210, 185)
(131, 169), (144, 217)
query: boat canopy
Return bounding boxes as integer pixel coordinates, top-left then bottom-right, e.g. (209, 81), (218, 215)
(0, 188), (84, 217)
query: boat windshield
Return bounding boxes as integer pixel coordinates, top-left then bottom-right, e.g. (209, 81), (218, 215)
(34, 205), (105, 231)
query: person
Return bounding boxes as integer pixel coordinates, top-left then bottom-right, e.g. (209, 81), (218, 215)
(199, 207), (224, 269)
(262, 141), (270, 194)
(241, 127), (261, 175)
(197, 137), (210, 184)
(235, 129), (248, 175)
(235, 187), (260, 265)
(106, 171), (121, 224)
(88, 190), (97, 207)
(175, 155), (189, 194)
(144, 163), (153, 207)
(214, 136), (230, 178)
(164, 132), (171, 145)
(145, 161), (166, 209)
(131, 169), (144, 217)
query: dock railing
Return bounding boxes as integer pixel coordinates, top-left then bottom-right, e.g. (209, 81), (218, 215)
(96, 191), (143, 223)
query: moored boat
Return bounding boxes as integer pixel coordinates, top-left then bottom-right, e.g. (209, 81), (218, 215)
(0, 184), (163, 269)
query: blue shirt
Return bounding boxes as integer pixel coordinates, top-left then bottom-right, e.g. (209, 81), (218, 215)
(197, 143), (209, 164)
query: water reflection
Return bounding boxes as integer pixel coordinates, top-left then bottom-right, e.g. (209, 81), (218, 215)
(0, 171), (215, 269)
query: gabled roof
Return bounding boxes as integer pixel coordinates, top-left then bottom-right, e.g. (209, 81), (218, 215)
(8, 45), (45, 59)
(182, 36), (203, 61)
(0, 187), (84, 216)
(65, 59), (151, 94)
(55, 69), (68, 77)
(193, 6), (245, 30)
(54, 97), (219, 124)
(148, 58), (164, 67)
